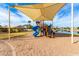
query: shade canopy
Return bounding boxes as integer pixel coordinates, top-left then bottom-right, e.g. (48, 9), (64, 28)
(13, 3), (65, 21)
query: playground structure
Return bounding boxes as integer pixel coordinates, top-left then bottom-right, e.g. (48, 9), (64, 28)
(8, 3), (74, 43)
(12, 3), (65, 36)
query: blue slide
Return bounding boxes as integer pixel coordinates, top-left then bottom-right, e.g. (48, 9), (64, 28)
(32, 26), (40, 37)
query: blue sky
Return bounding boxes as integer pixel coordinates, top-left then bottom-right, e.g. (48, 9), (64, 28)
(73, 3), (79, 27)
(53, 3), (71, 27)
(0, 3), (78, 27)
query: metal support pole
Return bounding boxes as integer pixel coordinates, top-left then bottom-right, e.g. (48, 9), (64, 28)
(8, 6), (11, 40)
(52, 20), (53, 29)
(71, 3), (74, 43)
(43, 20), (44, 36)
(52, 20), (54, 37)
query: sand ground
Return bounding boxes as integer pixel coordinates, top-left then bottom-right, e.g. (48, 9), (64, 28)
(0, 32), (79, 56)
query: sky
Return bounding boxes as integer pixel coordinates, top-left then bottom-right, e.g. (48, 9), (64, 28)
(73, 3), (79, 27)
(0, 3), (78, 27)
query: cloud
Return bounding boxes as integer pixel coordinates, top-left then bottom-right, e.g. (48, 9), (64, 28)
(53, 3), (71, 27)
(53, 14), (71, 27)
(73, 3), (79, 27)
(73, 13), (79, 27)
(0, 4), (33, 27)
(56, 4), (71, 19)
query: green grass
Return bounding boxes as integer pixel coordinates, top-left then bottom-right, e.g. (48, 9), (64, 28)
(0, 31), (79, 40)
(0, 32), (27, 39)
(63, 33), (79, 36)
(73, 34), (79, 36)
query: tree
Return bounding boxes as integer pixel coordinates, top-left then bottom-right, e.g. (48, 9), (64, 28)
(28, 20), (31, 24)
(77, 27), (79, 29)
(0, 25), (2, 28)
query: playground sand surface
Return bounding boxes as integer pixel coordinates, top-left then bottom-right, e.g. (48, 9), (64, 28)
(0, 32), (79, 56)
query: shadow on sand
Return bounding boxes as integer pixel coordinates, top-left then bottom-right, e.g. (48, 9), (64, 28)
(54, 33), (71, 37)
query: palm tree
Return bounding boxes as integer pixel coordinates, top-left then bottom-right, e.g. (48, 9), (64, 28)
(28, 20), (31, 24)
(0, 25), (2, 28)
(28, 20), (32, 29)
(0, 25), (2, 32)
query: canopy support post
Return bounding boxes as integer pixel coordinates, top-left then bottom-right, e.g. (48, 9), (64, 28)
(52, 20), (54, 38)
(8, 6), (11, 40)
(71, 3), (74, 43)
